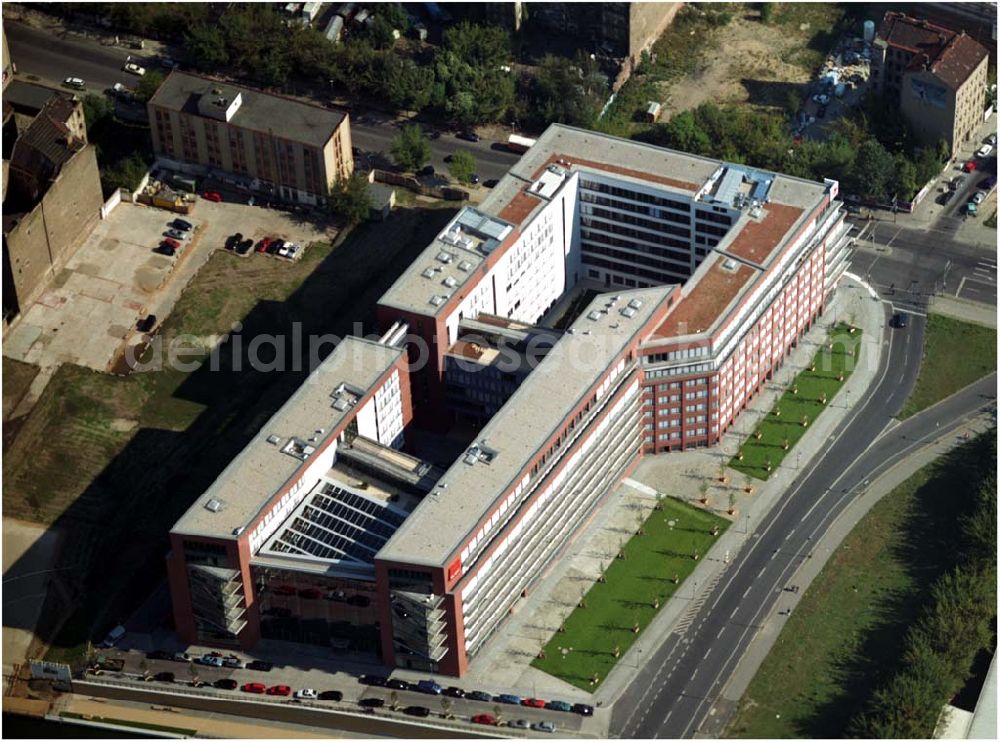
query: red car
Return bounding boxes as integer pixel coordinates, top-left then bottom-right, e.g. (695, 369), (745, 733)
(202, 191), (223, 202)
(472, 714), (497, 725)
(267, 684), (291, 696)
(241, 682), (266, 694)
(256, 236), (273, 253)
(521, 697), (546, 708)
(963, 160), (978, 173)
(162, 237), (181, 250)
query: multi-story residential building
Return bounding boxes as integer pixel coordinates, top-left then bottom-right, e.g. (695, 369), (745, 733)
(871, 11), (990, 153)
(168, 124), (851, 676)
(147, 71), (353, 205)
(2, 93), (101, 324)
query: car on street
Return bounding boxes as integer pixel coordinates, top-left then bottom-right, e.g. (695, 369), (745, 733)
(123, 60), (146, 76)
(509, 719), (531, 729)
(202, 191), (223, 202)
(443, 686), (466, 698)
(532, 721), (556, 733)
(404, 706), (431, 717)
(545, 700), (573, 712)
(972, 190), (988, 205)
(221, 657), (243, 669)
(497, 693), (522, 704)
(154, 672), (175, 682)
(467, 690), (493, 702)
(456, 131), (480, 143)
(242, 682), (266, 694)
(358, 697), (385, 708)
(171, 652), (191, 663)
(950, 175), (965, 190)
(472, 714), (497, 726)
(196, 655), (223, 667)
(978, 176), (997, 190)
(110, 82), (134, 101)
(214, 678), (238, 690)
(147, 650), (173, 661)
(318, 690), (343, 701)
(246, 660), (273, 672)
(937, 190), (956, 206)
(154, 244), (176, 257)
(386, 678), (411, 691)
(294, 688), (318, 700)
(165, 229), (190, 241)
(976, 144), (993, 158)
(521, 697), (546, 708)
(267, 685), (292, 696)
(171, 218), (193, 231)
(572, 703), (595, 716)
(63, 77), (86, 89)
(136, 314), (157, 333)
(359, 674), (388, 687)
(416, 679), (443, 695)
(963, 160), (978, 172)
(891, 312), (907, 329)
(987, 133), (998, 146)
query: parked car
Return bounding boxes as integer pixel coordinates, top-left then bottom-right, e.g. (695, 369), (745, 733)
(294, 688), (318, 700)
(976, 144), (993, 158)
(225, 234), (241, 250)
(359, 697), (385, 708)
(196, 655), (223, 667)
(202, 191), (223, 202)
(171, 652), (191, 663)
(546, 700), (573, 712)
(266, 239), (283, 255)
(386, 678), (411, 691)
(483, 179), (499, 189)
(359, 674), (388, 687)
(163, 237), (182, 250)
(64, 76), (86, 89)
(456, 131), (480, 143)
(221, 657), (243, 669)
(963, 160), (978, 172)
(418, 165), (435, 177)
(973, 190), (988, 205)
(472, 714), (497, 726)
(110, 82), (133, 101)
(267, 685), (292, 696)
(404, 706), (430, 717)
(318, 690), (343, 701)
(509, 719), (531, 729)
(532, 721), (556, 733)
(165, 229), (190, 241)
(497, 693), (522, 705)
(572, 703), (595, 716)
(246, 660), (273, 672)
(172, 218), (193, 231)
(123, 60), (146, 76)
(521, 697), (546, 708)
(159, 56), (179, 69)
(136, 314), (157, 333)
(214, 678), (238, 690)
(277, 242), (292, 258)
(987, 133), (998, 146)
(154, 672), (175, 683)
(443, 686), (466, 698)
(470, 173), (480, 184)
(236, 239), (253, 255)
(154, 244), (176, 257)
(978, 176), (997, 190)
(256, 237), (274, 253)
(937, 190), (956, 206)
(146, 650), (173, 661)
(467, 690), (493, 702)
(242, 682), (266, 694)
(417, 679), (443, 695)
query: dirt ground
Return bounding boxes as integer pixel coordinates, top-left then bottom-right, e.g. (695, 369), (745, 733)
(657, 5), (845, 119)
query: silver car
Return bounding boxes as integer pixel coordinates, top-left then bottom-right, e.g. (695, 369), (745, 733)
(509, 719), (530, 729)
(532, 721), (555, 733)
(165, 229), (190, 241)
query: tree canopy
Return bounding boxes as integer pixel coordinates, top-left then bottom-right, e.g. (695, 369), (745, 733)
(391, 125), (431, 172)
(327, 175), (372, 225)
(447, 150), (477, 184)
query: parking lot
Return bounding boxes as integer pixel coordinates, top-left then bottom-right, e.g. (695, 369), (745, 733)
(3, 199), (334, 373)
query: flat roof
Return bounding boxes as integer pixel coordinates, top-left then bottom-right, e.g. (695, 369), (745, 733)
(172, 337), (402, 540)
(148, 70), (346, 149)
(376, 285), (672, 567)
(653, 254), (758, 339)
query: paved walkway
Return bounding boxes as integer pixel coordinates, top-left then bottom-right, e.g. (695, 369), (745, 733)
(454, 276), (885, 736)
(928, 293), (998, 328)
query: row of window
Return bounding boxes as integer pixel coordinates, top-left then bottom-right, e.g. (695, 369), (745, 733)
(579, 192), (692, 225)
(579, 179), (692, 213)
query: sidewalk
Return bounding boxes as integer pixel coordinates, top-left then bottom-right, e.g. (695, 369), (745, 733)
(709, 409), (996, 735)
(459, 276), (885, 737)
(928, 293), (998, 328)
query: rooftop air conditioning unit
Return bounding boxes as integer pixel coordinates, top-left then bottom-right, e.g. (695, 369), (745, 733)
(204, 498), (223, 512)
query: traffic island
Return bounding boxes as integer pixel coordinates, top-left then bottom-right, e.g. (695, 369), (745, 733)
(731, 323), (863, 480)
(531, 497), (729, 691)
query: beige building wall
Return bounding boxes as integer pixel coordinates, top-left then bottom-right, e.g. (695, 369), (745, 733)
(901, 55), (989, 152)
(3, 144), (102, 311)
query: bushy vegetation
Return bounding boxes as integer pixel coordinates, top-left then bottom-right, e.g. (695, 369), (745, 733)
(390, 125), (431, 172)
(326, 174), (372, 226)
(447, 149), (477, 184)
(81, 93), (153, 197)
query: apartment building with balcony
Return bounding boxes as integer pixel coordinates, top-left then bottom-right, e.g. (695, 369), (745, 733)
(871, 11), (990, 154)
(147, 71), (353, 205)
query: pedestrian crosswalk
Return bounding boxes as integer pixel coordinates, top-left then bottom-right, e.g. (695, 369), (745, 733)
(672, 570), (724, 637)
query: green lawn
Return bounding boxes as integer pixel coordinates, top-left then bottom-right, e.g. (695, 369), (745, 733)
(725, 433), (994, 738)
(900, 314), (996, 418)
(532, 497), (729, 690)
(731, 324), (862, 480)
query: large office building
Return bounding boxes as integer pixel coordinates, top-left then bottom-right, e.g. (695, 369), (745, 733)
(168, 125), (851, 676)
(147, 71), (354, 205)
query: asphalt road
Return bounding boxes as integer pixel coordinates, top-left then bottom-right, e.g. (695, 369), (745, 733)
(4, 22), (521, 182)
(849, 219), (997, 309)
(612, 302), (997, 739)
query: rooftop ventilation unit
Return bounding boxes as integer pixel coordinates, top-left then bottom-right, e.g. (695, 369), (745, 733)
(204, 498), (223, 513)
(436, 251), (453, 264)
(429, 295), (446, 307)
(333, 398), (350, 412)
(422, 267), (436, 279)
(443, 276), (458, 288)
(457, 260), (473, 272)
(628, 299), (643, 310)
(722, 258), (739, 272)
(620, 307), (638, 319)
(587, 310), (602, 321)
(267, 434), (281, 445)
(281, 437), (316, 461)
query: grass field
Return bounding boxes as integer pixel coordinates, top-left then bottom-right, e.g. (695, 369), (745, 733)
(532, 497), (729, 690)
(900, 314), (996, 419)
(731, 324), (862, 480)
(725, 434), (994, 738)
(1, 205), (458, 665)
